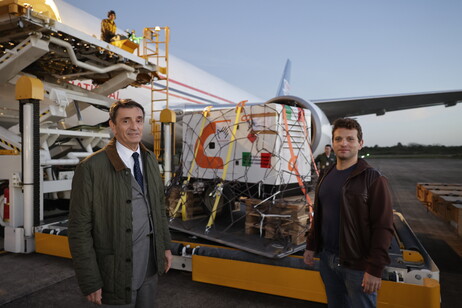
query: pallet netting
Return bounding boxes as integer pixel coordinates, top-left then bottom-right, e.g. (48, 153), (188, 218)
(166, 103), (316, 247)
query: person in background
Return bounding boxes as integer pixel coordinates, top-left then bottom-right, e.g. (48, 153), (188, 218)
(304, 118), (393, 308)
(68, 99), (172, 307)
(314, 144), (336, 177)
(101, 10), (117, 43)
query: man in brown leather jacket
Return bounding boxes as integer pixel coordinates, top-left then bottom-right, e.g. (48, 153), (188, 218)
(304, 118), (393, 308)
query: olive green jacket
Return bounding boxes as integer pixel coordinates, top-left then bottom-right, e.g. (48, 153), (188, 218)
(68, 139), (171, 305)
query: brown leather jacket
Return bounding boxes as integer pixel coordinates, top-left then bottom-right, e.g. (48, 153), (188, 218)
(306, 158), (393, 278)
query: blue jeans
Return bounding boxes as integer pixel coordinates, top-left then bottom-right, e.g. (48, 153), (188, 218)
(319, 250), (377, 308)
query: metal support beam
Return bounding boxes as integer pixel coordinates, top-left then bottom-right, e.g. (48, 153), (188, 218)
(44, 81), (114, 109)
(14, 75), (44, 253)
(0, 125), (21, 151)
(0, 35), (49, 83)
(91, 71), (138, 97)
(160, 108), (176, 185)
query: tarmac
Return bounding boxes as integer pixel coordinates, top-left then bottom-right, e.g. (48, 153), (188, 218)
(0, 158), (461, 308)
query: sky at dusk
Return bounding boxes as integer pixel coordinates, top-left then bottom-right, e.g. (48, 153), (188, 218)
(64, 0), (462, 146)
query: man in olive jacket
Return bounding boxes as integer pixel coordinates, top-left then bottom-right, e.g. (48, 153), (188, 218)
(304, 118), (393, 308)
(68, 99), (172, 306)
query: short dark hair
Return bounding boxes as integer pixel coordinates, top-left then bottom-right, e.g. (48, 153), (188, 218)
(325, 144), (332, 148)
(332, 118), (363, 142)
(109, 99), (145, 122)
(108, 10), (116, 17)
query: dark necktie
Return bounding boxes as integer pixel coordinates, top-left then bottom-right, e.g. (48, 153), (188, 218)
(132, 152), (144, 192)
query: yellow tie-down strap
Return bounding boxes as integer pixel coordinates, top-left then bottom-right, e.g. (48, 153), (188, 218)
(206, 100), (247, 232)
(171, 106), (212, 220)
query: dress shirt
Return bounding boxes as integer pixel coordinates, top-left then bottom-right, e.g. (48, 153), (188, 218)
(115, 140), (143, 177)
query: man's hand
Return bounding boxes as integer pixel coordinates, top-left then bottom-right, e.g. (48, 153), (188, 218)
(362, 272), (381, 294)
(86, 289), (102, 305)
(164, 250), (173, 273)
(303, 250), (315, 267)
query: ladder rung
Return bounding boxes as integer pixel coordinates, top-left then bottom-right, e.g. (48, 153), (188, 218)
(143, 27), (171, 161)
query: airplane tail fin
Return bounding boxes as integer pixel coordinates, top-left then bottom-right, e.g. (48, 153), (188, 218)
(276, 59), (292, 96)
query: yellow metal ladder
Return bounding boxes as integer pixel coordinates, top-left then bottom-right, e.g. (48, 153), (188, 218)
(140, 26), (171, 160)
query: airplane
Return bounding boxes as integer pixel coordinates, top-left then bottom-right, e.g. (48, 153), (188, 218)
(2, 0), (461, 157)
(0, 1), (446, 305)
(1, 0), (461, 241)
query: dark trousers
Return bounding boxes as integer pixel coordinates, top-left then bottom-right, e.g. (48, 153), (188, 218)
(102, 274), (159, 308)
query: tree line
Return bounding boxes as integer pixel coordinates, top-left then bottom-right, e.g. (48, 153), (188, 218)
(359, 143), (462, 158)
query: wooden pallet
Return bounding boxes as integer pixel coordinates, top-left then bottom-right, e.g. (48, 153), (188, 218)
(426, 190), (462, 203)
(416, 183), (462, 202)
(167, 186), (206, 220)
(416, 183), (462, 236)
(243, 197), (309, 244)
(264, 225), (308, 245)
(245, 221), (262, 235)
